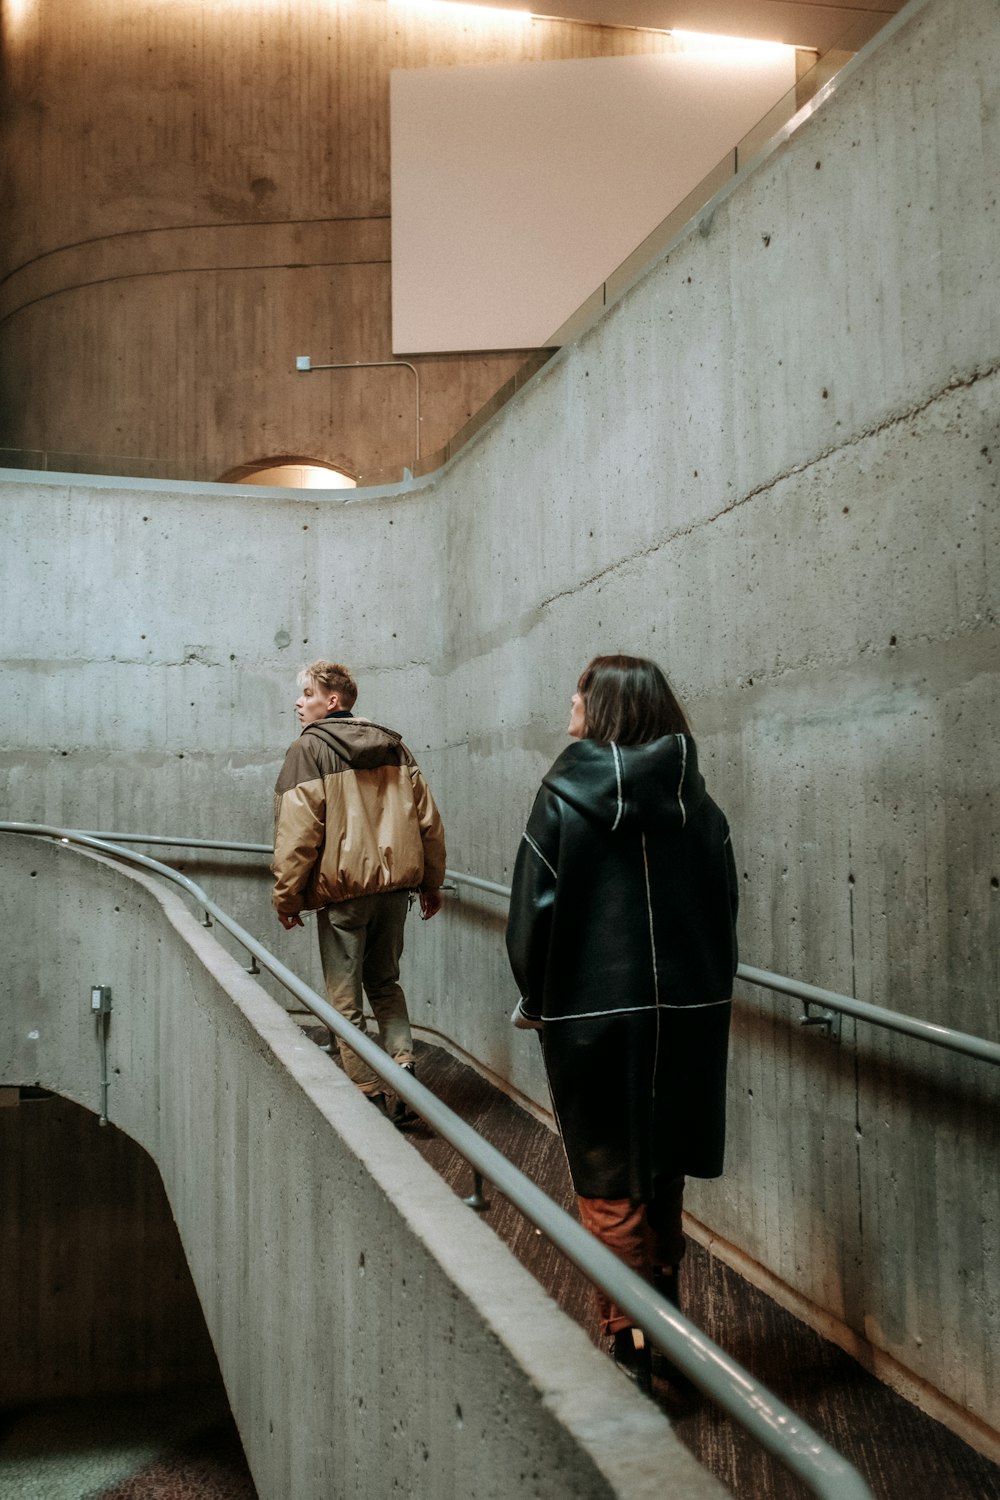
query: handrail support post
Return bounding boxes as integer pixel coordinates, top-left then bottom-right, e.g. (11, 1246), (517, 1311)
(799, 1001), (842, 1042)
(90, 984), (113, 1125)
(462, 1168), (490, 1212)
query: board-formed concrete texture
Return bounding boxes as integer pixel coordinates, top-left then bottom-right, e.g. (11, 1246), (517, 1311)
(0, 5), (692, 486)
(1, 0), (997, 1456)
(0, 835), (723, 1500)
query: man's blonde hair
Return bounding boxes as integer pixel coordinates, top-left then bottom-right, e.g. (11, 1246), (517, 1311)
(298, 660), (358, 709)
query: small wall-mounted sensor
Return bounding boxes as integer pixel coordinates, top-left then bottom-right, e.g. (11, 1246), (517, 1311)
(91, 985), (112, 1014)
(295, 355), (312, 371)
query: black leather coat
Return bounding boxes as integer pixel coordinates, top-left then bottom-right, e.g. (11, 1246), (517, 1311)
(506, 734), (738, 1199)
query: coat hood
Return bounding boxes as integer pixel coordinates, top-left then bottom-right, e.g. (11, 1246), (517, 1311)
(542, 734), (706, 834)
(303, 716), (406, 770)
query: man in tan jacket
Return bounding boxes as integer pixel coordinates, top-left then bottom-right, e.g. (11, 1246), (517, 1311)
(272, 660), (446, 1120)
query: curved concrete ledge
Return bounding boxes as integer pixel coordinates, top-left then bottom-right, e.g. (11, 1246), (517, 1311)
(0, 219), (391, 327)
(0, 834), (723, 1500)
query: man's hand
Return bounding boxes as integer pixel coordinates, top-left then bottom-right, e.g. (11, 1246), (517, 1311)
(418, 889), (443, 920)
(278, 912), (304, 930)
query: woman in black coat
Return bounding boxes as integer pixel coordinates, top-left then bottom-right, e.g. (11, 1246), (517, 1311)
(506, 655), (738, 1390)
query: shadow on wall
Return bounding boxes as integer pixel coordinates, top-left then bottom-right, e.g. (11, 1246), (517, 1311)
(0, 1091), (222, 1406)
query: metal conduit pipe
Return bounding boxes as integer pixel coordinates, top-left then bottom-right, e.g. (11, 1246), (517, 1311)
(63, 832), (1000, 1068)
(2, 821), (873, 1500)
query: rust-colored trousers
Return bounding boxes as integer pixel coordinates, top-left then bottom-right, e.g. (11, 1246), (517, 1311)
(577, 1175), (686, 1336)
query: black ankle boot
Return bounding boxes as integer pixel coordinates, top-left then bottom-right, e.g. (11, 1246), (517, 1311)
(649, 1268), (698, 1396)
(653, 1266), (680, 1308)
(612, 1327), (652, 1395)
(392, 1062), (419, 1126)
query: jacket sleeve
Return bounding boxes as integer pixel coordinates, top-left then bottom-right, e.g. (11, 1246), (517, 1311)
(724, 819), (739, 977)
(272, 739), (327, 915)
(410, 765), (447, 890)
(505, 787), (560, 1022)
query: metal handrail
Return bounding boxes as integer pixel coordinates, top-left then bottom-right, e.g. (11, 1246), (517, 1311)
(57, 830), (1000, 1068)
(463, 879), (1000, 1069)
(2, 821), (872, 1500)
(735, 963), (1000, 1067)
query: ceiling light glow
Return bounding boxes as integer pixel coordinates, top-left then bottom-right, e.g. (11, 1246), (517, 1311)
(388, 0), (531, 22)
(4, 0), (35, 28)
(672, 30), (791, 58)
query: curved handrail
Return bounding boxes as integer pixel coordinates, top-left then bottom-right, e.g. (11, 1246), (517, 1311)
(446, 869), (1000, 1066)
(53, 829), (1000, 1068)
(734, 963), (1000, 1067)
(1, 821), (873, 1500)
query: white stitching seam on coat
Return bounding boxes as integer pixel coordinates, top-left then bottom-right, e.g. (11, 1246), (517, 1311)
(523, 830), (557, 880)
(541, 997), (732, 1022)
(676, 733), (687, 828)
(642, 829), (662, 1099)
(610, 742), (624, 831)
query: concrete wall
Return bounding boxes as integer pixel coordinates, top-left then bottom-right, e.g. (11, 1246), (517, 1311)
(0, 468), (449, 1008)
(429, 0), (1000, 1446)
(0, 834), (719, 1500)
(1, 0), (998, 1453)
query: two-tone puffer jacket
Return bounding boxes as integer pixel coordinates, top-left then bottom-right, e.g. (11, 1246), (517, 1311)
(505, 733), (738, 1201)
(272, 712), (446, 917)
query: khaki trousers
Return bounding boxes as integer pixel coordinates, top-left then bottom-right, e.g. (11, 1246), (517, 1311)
(316, 890), (414, 1095)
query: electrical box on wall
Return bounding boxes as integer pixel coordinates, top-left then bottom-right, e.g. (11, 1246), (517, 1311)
(91, 985), (112, 1014)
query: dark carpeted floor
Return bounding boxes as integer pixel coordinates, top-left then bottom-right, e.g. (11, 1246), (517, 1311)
(88, 1420), (256, 1500)
(0, 1388), (256, 1500)
(400, 1037), (1000, 1500)
(5, 1031), (997, 1500)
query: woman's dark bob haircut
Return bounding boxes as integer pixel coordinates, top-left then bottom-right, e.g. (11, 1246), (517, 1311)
(578, 654), (690, 745)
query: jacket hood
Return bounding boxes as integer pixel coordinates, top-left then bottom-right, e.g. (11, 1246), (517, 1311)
(303, 716), (406, 770)
(542, 734), (706, 834)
